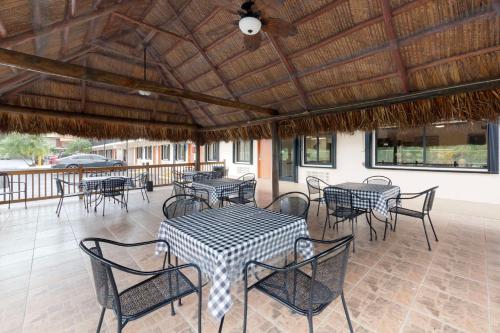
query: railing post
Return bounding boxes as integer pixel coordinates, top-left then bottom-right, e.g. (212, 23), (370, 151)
(78, 164), (84, 199)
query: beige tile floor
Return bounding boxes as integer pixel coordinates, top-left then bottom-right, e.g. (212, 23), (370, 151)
(1, 181), (499, 333)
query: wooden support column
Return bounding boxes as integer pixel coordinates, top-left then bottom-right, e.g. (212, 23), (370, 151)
(195, 139), (201, 171)
(271, 121), (280, 200)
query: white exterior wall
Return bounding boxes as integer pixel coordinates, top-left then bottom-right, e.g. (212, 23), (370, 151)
(219, 141), (258, 178)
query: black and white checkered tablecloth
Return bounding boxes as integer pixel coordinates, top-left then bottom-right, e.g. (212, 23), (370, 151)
(156, 204), (314, 320)
(182, 171), (213, 182)
(334, 182), (400, 216)
(191, 178), (243, 205)
(80, 176), (135, 191)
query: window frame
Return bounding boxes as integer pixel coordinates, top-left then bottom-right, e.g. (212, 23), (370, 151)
(367, 121), (498, 173)
(161, 144), (170, 161)
(232, 140), (253, 165)
(173, 143), (187, 162)
(205, 142), (219, 162)
(300, 134), (337, 168)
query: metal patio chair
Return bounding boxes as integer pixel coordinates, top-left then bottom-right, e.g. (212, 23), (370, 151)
(79, 238), (202, 333)
(323, 186), (375, 252)
(225, 180), (257, 207)
(243, 235), (354, 333)
(192, 172), (211, 182)
(212, 166), (225, 179)
(306, 176), (329, 217)
(0, 172), (27, 209)
(264, 191), (310, 219)
(162, 194), (211, 219)
(55, 178), (88, 217)
(237, 173), (255, 181)
(99, 177), (127, 216)
(387, 186), (439, 250)
(363, 175), (392, 186)
(129, 172), (149, 203)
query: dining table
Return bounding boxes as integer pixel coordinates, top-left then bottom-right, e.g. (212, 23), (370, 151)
(191, 178), (244, 206)
(155, 204), (314, 322)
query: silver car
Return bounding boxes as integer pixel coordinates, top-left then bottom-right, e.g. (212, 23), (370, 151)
(51, 154), (126, 169)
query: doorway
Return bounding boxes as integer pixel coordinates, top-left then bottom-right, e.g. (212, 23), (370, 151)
(279, 138), (298, 182)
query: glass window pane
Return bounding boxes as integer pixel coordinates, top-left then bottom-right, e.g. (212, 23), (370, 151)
(425, 121), (488, 168)
(236, 140), (250, 162)
(304, 136), (317, 164)
(317, 136), (332, 164)
(376, 127), (424, 166)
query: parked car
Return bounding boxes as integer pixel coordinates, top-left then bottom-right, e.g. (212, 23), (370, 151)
(51, 154), (126, 169)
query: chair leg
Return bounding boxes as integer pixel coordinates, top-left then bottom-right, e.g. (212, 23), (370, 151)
(421, 218), (432, 251)
(316, 200), (320, 216)
(198, 290), (202, 333)
(102, 196), (106, 217)
(322, 215), (330, 240)
(341, 292), (354, 333)
(383, 217), (389, 241)
(393, 212), (398, 232)
(307, 313), (314, 333)
(243, 287), (249, 333)
(427, 214), (438, 241)
(351, 219), (355, 253)
(57, 197), (63, 217)
(24, 189), (27, 209)
(96, 307), (106, 333)
(144, 188), (150, 203)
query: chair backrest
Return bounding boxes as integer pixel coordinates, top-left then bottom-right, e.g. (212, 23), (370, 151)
(265, 192), (310, 219)
(423, 186), (439, 212)
(238, 173), (255, 181)
(290, 235), (353, 307)
(173, 181), (188, 196)
(162, 194), (211, 219)
(238, 180), (256, 200)
(212, 166), (224, 179)
(0, 172), (10, 191)
(192, 172), (210, 182)
(323, 186), (353, 212)
(306, 176), (324, 196)
(102, 177), (126, 195)
(79, 239), (120, 311)
(137, 172), (148, 186)
(363, 175), (392, 186)
(55, 178), (64, 195)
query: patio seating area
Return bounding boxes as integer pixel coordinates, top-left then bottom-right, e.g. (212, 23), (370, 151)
(1, 181), (499, 333)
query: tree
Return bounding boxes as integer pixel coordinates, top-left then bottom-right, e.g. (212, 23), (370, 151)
(0, 133), (49, 166)
(65, 138), (92, 155)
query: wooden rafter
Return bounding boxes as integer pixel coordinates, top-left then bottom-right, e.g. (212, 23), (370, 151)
(0, 48), (276, 115)
(380, 0), (409, 93)
(31, 0), (43, 55)
(59, 0), (74, 58)
(267, 35), (309, 110)
(0, 16), (7, 38)
(0, 0), (142, 49)
(81, 57), (87, 112)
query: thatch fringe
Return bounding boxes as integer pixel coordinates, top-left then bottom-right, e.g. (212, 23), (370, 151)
(0, 111), (197, 142)
(199, 88), (500, 143)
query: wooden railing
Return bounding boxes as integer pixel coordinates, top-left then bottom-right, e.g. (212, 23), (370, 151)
(0, 161), (225, 204)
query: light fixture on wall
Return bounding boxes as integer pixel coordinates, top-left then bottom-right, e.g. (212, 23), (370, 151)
(434, 124), (445, 128)
(138, 45), (151, 97)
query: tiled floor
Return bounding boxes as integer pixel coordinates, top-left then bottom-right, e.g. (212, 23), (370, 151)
(1, 181), (499, 333)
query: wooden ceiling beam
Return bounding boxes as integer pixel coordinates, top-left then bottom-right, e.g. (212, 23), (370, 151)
(0, 48), (276, 115)
(31, 0), (43, 55)
(380, 0), (410, 93)
(0, 17), (7, 38)
(0, 103), (198, 130)
(268, 35), (310, 110)
(0, 0), (142, 49)
(59, 0), (75, 58)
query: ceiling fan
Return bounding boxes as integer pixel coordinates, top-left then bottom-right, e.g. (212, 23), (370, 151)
(131, 45), (152, 97)
(206, 0), (297, 52)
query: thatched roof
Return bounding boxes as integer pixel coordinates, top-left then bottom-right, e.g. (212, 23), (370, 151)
(0, 0), (498, 143)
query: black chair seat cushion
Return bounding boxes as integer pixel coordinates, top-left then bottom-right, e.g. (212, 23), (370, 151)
(389, 206), (424, 219)
(118, 270), (196, 318)
(254, 269), (333, 314)
(227, 197), (252, 205)
(328, 207), (365, 219)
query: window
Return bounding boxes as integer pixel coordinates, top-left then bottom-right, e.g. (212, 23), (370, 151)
(233, 140), (252, 164)
(205, 143), (219, 161)
(136, 147), (143, 159)
(136, 146), (152, 160)
(303, 134), (336, 166)
(161, 144), (170, 161)
(374, 121), (491, 170)
(174, 143), (187, 161)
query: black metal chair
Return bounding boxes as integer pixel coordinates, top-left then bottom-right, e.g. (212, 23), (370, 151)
(237, 173), (255, 181)
(173, 181), (188, 196)
(130, 172), (149, 203)
(264, 192), (310, 219)
(323, 186), (375, 252)
(225, 180), (257, 207)
(171, 170), (191, 196)
(99, 177), (127, 216)
(192, 172), (210, 182)
(55, 178), (88, 217)
(212, 166), (225, 179)
(363, 175), (392, 186)
(162, 194), (211, 219)
(79, 238), (202, 333)
(243, 235), (354, 333)
(306, 176), (329, 217)
(387, 186), (439, 251)
(0, 172), (27, 209)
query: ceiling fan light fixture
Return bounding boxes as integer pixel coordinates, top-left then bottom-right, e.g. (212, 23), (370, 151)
(239, 16), (261, 35)
(138, 90), (151, 96)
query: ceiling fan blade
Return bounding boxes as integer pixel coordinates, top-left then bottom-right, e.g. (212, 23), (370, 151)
(244, 33), (262, 52)
(262, 17), (297, 38)
(254, 0), (285, 17)
(205, 21), (238, 38)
